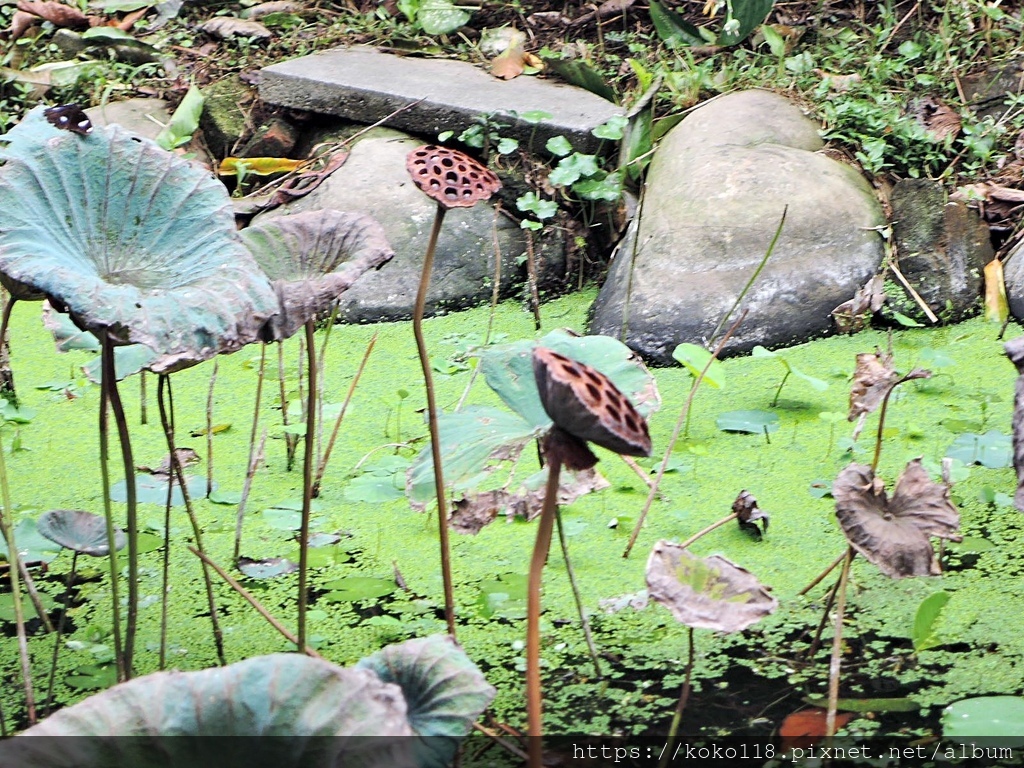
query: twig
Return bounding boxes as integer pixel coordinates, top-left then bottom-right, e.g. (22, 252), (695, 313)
(677, 513), (737, 550)
(826, 549), (855, 738)
(798, 550), (848, 596)
(888, 260), (939, 323)
(205, 359), (217, 497)
(555, 508), (602, 679)
(525, 229), (542, 331)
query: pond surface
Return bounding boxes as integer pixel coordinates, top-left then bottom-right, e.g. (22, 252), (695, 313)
(2, 289), (1023, 756)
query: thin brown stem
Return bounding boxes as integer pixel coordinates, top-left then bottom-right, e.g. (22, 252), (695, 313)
(0, 294), (17, 405)
(236, 344), (266, 562)
(524, 229), (542, 331)
(798, 550), (848, 597)
(97, 335), (125, 682)
(527, 457), (561, 768)
(297, 319), (317, 650)
(188, 546), (324, 660)
(623, 311), (748, 558)
(659, 627), (695, 768)
(413, 202), (457, 638)
(277, 342), (297, 471)
(0, 434), (34, 723)
(827, 548), (855, 738)
(157, 375), (226, 666)
(555, 507), (602, 679)
(234, 429), (267, 566)
(139, 371), (147, 425)
(313, 330), (377, 497)
(205, 359), (218, 497)
(102, 332), (137, 678)
(45, 551), (78, 715)
(677, 513), (737, 550)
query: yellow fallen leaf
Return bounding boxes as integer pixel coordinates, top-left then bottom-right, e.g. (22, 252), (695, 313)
(218, 157), (303, 176)
(984, 258), (1009, 324)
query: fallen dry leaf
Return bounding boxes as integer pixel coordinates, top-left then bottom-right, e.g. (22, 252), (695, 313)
(646, 542), (777, 633)
(832, 274), (886, 334)
(780, 708), (853, 750)
(137, 447), (201, 477)
(490, 41), (527, 80)
(219, 156), (304, 176)
(9, 9), (38, 40)
(16, 0), (89, 28)
(243, 1), (302, 19)
(848, 349), (897, 421)
(910, 95), (961, 142)
(732, 489), (768, 537)
(833, 459), (961, 578)
(199, 16), (272, 40)
(984, 258), (1009, 324)
(814, 69), (862, 92)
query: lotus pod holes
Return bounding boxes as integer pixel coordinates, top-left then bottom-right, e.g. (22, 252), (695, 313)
(532, 347), (652, 458)
(406, 145), (501, 209)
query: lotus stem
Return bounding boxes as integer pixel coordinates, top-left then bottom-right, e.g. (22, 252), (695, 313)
(770, 369), (791, 408)
(234, 428), (267, 566)
(805, 570), (843, 661)
(16, 555), (53, 631)
(455, 210), (502, 413)
(0, 431), (34, 723)
(623, 311), (747, 559)
(277, 342), (297, 471)
(677, 513), (738, 550)
(139, 371), (146, 425)
(660, 626), (695, 768)
(0, 294), (17, 405)
(97, 335), (125, 682)
(555, 507), (602, 679)
(527, 456), (561, 768)
(236, 343), (267, 564)
(189, 545), (324, 660)
(157, 374), (226, 666)
(826, 548), (855, 739)
(524, 229), (542, 331)
(101, 332), (137, 678)
(315, 302), (340, 470)
(413, 201), (457, 638)
(44, 551), (78, 715)
(158, 375), (176, 669)
(313, 330), (377, 498)
(872, 373), (917, 472)
(205, 359), (218, 497)
(798, 550), (848, 597)
(297, 319), (317, 650)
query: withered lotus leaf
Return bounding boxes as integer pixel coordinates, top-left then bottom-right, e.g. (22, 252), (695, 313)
(848, 350), (898, 421)
(833, 459), (961, 579)
(406, 145), (501, 209)
(645, 541), (778, 633)
(532, 346), (652, 457)
(733, 490), (769, 536)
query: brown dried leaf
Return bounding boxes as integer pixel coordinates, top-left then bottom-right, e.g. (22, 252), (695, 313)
(9, 9), (38, 40)
(732, 490), (768, 536)
(16, 0), (88, 28)
(848, 350), (897, 421)
(490, 40), (527, 80)
(984, 258), (1009, 324)
(911, 96), (961, 142)
(137, 448), (201, 477)
(645, 542), (777, 633)
(199, 17), (272, 40)
(832, 274), (886, 334)
(814, 69), (862, 92)
(833, 459), (961, 579)
(243, 1), (302, 19)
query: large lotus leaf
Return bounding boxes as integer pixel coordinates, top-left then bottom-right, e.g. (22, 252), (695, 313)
(479, 329), (660, 428)
(645, 541), (778, 633)
(356, 635), (496, 768)
(243, 210), (393, 341)
(833, 459), (961, 578)
(2, 653), (416, 768)
(37, 509), (125, 556)
(0, 105), (280, 373)
(406, 405), (542, 504)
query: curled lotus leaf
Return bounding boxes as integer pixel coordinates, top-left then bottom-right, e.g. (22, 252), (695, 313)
(833, 459), (961, 578)
(356, 634), (496, 768)
(645, 541), (778, 633)
(36, 509), (125, 556)
(3, 653), (417, 768)
(243, 210), (394, 341)
(0, 105), (280, 373)
(848, 350), (897, 421)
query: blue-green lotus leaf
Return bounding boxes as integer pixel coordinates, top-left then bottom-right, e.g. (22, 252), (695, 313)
(0, 106), (279, 373)
(244, 210), (393, 340)
(3, 653), (416, 768)
(357, 635), (496, 768)
(479, 329), (660, 428)
(37, 509), (125, 556)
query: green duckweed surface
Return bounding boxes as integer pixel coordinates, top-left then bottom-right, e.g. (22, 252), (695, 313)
(2, 289), (1024, 744)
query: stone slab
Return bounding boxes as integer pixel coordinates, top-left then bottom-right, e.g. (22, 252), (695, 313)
(259, 46), (621, 153)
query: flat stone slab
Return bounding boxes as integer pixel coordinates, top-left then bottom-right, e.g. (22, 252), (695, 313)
(259, 46), (621, 153)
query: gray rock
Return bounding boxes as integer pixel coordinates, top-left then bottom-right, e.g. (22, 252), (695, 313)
(252, 128), (563, 323)
(590, 90), (886, 364)
(888, 179), (992, 323)
(85, 98), (172, 141)
(259, 46), (622, 154)
(1002, 238), (1024, 321)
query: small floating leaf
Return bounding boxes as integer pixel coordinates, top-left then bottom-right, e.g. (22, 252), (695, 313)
(942, 696), (1024, 744)
(237, 557), (297, 579)
(110, 474), (210, 506)
(946, 431), (1013, 468)
(716, 409), (779, 434)
(207, 489), (242, 505)
(322, 576), (395, 602)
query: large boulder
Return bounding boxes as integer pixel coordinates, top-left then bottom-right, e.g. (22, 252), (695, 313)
(590, 90), (886, 364)
(252, 128), (563, 323)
